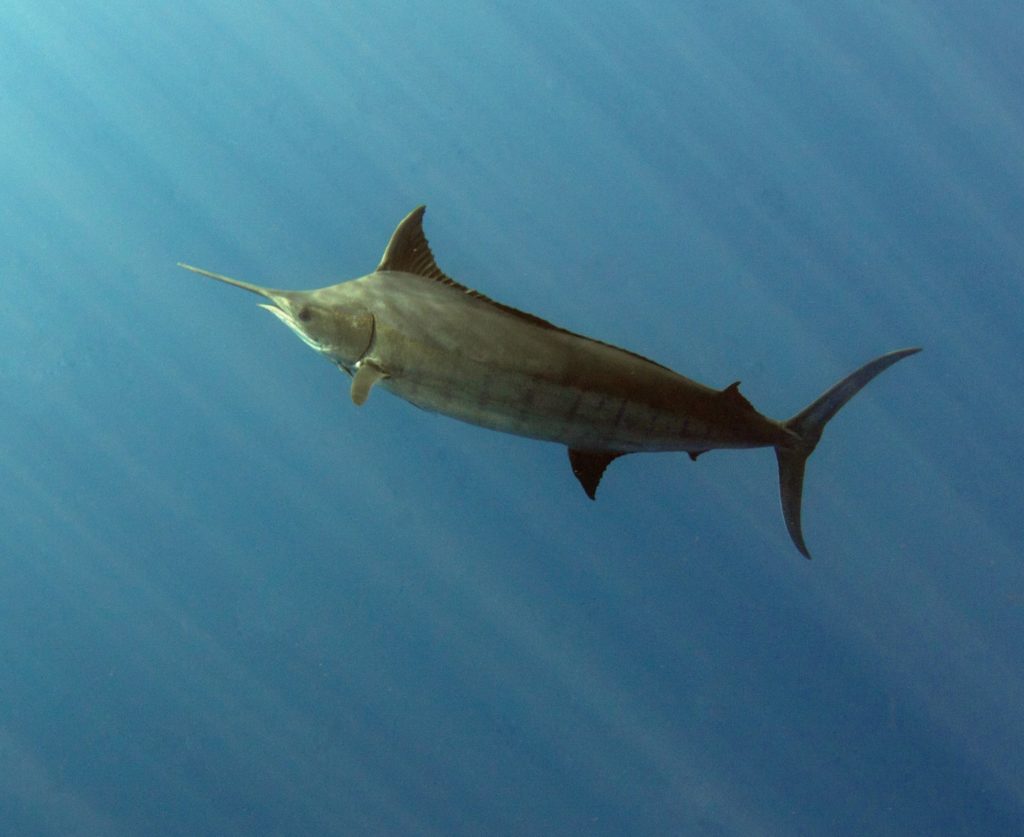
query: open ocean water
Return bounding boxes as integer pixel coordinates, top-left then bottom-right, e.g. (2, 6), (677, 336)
(1, 2), (1021, 834)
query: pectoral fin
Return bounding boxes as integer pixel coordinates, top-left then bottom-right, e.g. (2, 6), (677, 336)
(568, 449), (626, 499)
(350, 360), (387, 406)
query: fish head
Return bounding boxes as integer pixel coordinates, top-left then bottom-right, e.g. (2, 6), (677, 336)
(179, 263), (375, 367)
(258, 289), (374, 367)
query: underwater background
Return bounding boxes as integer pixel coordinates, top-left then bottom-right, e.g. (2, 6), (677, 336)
(1, 2), (1021, 834)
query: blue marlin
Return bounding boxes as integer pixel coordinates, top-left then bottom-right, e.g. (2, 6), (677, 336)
(179, 206), (918, 557)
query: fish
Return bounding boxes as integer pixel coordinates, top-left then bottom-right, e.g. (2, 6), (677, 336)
(179, 206), (919, 558)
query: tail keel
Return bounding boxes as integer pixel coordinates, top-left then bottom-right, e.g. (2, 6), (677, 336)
(776, 348), (921, 558)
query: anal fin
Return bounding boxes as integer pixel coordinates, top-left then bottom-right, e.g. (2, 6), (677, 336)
(350, 360), (387, 406)
(568, 449), (626, 500)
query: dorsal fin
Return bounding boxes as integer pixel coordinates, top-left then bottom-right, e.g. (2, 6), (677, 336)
(375, 206), (678, 374)
(374, 206), (569, 331)
(376, 205), (452, 281)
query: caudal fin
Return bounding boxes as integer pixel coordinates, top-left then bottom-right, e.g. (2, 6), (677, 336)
(776, 348), (921, 558)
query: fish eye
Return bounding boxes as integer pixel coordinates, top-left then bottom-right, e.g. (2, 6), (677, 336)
(297, 306), (312, 322)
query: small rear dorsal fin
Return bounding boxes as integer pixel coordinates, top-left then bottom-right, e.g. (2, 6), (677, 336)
(376, 205), (452, 282)
(568, 449), (626, 499)
(719, 381), (757, 413)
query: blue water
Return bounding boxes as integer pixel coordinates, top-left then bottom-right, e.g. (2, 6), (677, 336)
(2, 3), (1021, 834)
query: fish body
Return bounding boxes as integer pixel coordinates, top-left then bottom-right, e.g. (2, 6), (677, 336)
(180, 206), (919, 557)
(328, 270), (788, 454)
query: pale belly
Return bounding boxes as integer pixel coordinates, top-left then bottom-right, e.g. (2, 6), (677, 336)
(379, 360), (783, 453)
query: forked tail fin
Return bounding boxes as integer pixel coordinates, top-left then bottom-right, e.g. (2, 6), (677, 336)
(776, 348), (921, 558)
